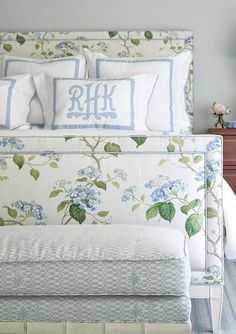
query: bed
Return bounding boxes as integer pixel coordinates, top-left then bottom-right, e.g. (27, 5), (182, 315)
(0, 31), (225, 333)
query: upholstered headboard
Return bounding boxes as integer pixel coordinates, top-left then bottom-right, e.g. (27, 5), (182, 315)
(0, 30), (193, 123)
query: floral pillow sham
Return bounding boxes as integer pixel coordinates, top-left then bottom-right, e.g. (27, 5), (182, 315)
(84, 48), (192, 134)
(2, 55), (86, 127)
(40, 73), (158, 130)
(0, 74), (35, 129)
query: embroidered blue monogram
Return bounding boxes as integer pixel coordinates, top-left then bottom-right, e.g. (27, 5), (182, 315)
(67, 83), (117, 120)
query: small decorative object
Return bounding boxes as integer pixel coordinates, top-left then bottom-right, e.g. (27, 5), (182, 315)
(210, 102), (231, 128)
(225, 121), (236, 128)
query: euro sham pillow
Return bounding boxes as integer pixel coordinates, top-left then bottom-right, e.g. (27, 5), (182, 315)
(0, 74), (35, 129)
(2, 55), (86, 126)
(43, 74), (157, 130)
(84, 49), (192, 133)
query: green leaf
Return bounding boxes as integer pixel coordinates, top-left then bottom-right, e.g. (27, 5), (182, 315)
(185, 213), (203, 237)
(3, 44), (12, 52)
(144, 31), (153, 40)
(64, 136), (74, 142)
(95, 180), (107, 190)
(141, 193), (145, 201)
(69, 204), (86, 224)
(28, 155), (35, 161)
(203, 275), (215, 281)
(179, 156), (190, 164)
(132, 203), (141, 212)
(194, 155), (203, 163)
(197, 184), (205, 192)
(158, 159), (167, 166)
(0, 217), (4, 226)
(49, 162), (58, 168)
(57, 200), (71, 212)
(77, 177), (88, 182)
(172, 137), (184, 147)
(16, 34), (25, 45)
(180, 199), (202, 215)
(131, 136), (147, 147)
(207, 207), (218, 218)
(146, 204), (159, 221)
(13, 154), (25, 170)
(111, 181), (120, 189)
(164, 37), (169, 44)
(158, 202), (176, 222)
(97, 211), (109, 217)
(3, 206), (17, 218)
(131, 39), (140, 46)
(30, 168), (40, 181)
(108, 31), (118, 38)
(167, 143), (175, 152)
(35, 43), (40, 49)
(49, 189), (63, 198)
(104, 142), (121, 157)
(0, 176), (9, 181)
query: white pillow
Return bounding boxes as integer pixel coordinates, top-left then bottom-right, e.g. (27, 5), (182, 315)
(84, 49), (192, 133)
(45, 74), (157, 130)
(2, 55), (86, 126)
(0, 74), (35, 129)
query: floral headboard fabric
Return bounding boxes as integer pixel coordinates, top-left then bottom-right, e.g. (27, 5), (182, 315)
(0, 31), (193, 128)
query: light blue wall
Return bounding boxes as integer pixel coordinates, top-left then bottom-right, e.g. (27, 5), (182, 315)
(0, 0), (236, 133)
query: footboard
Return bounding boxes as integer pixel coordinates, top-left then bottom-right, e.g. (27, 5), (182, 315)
(0, 133), (223, 285)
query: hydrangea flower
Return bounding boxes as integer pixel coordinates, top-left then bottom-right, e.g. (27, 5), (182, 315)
(207, 137), (221, 151)
(54, 179), (72, 189)
(122, 186), (138, 202)
(151, 179), (185, 203)
(77, 166), (102, 180)
(40, 151), (61, 161)
(55, 41), (76, 49)
(195, 170), (205, 182)
(114, 169), (127, 181)
(12, 200), (47, 221)
(67, 185), (101, 211)
(0, 137), (24, 150)
(207, 160), (221, 173)
(145, 176), (169, 189)
(96, 41), (108, 48)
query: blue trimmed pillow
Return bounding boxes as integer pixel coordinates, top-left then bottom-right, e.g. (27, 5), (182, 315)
(39, 74), (157, 130)
(0, 74), (35, 129)
(2, 55), (86, 127)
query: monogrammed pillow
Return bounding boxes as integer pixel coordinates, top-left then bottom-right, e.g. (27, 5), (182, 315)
(40, 74), (157, 130)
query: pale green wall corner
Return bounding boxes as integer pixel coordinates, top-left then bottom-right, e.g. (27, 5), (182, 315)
(0, 0), (236, 133)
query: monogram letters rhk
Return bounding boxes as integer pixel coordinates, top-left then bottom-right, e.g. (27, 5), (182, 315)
(67, 83), (117, 120)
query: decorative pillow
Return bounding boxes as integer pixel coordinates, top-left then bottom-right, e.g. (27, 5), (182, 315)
(2, 55), (86, 126)
(45, 74), (157, 130)
(84, 49), (192, 133)
(0, 74), (35, 129)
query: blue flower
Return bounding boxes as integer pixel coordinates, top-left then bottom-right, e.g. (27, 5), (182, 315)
(184, 36), (193, 46)
(122, 186), (138, 202)
(96, 41), (108, 48)
(40, 151), (61, 161)
(150, 179), (186, 203)
(195, 170), (205, 182)
(67, 185), (101, 211)
(0, 137), (24, 150)
(77, 166), (102, 180)
(55, 41), (76, 49)
(207, 137), (221, 151)
(76, 36), (89, 41)
(114, 169), (127, 181)
(12, 200), (47, 221)
(207, 160), (221, 172)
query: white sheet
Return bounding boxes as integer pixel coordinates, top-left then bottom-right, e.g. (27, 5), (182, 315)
(223, 178), (236, 260)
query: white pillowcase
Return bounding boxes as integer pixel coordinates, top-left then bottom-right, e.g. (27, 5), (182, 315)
(44, 74), (157, 130)
(2, 55), (86, 126)
(84, 49), (192, 133)
(0, 74), (35, 129)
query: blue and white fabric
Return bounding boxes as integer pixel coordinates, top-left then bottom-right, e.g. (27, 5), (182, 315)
(84, 48), (192, 134)
(0, 225), (190, 296)
(0, 74), (35, 129)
